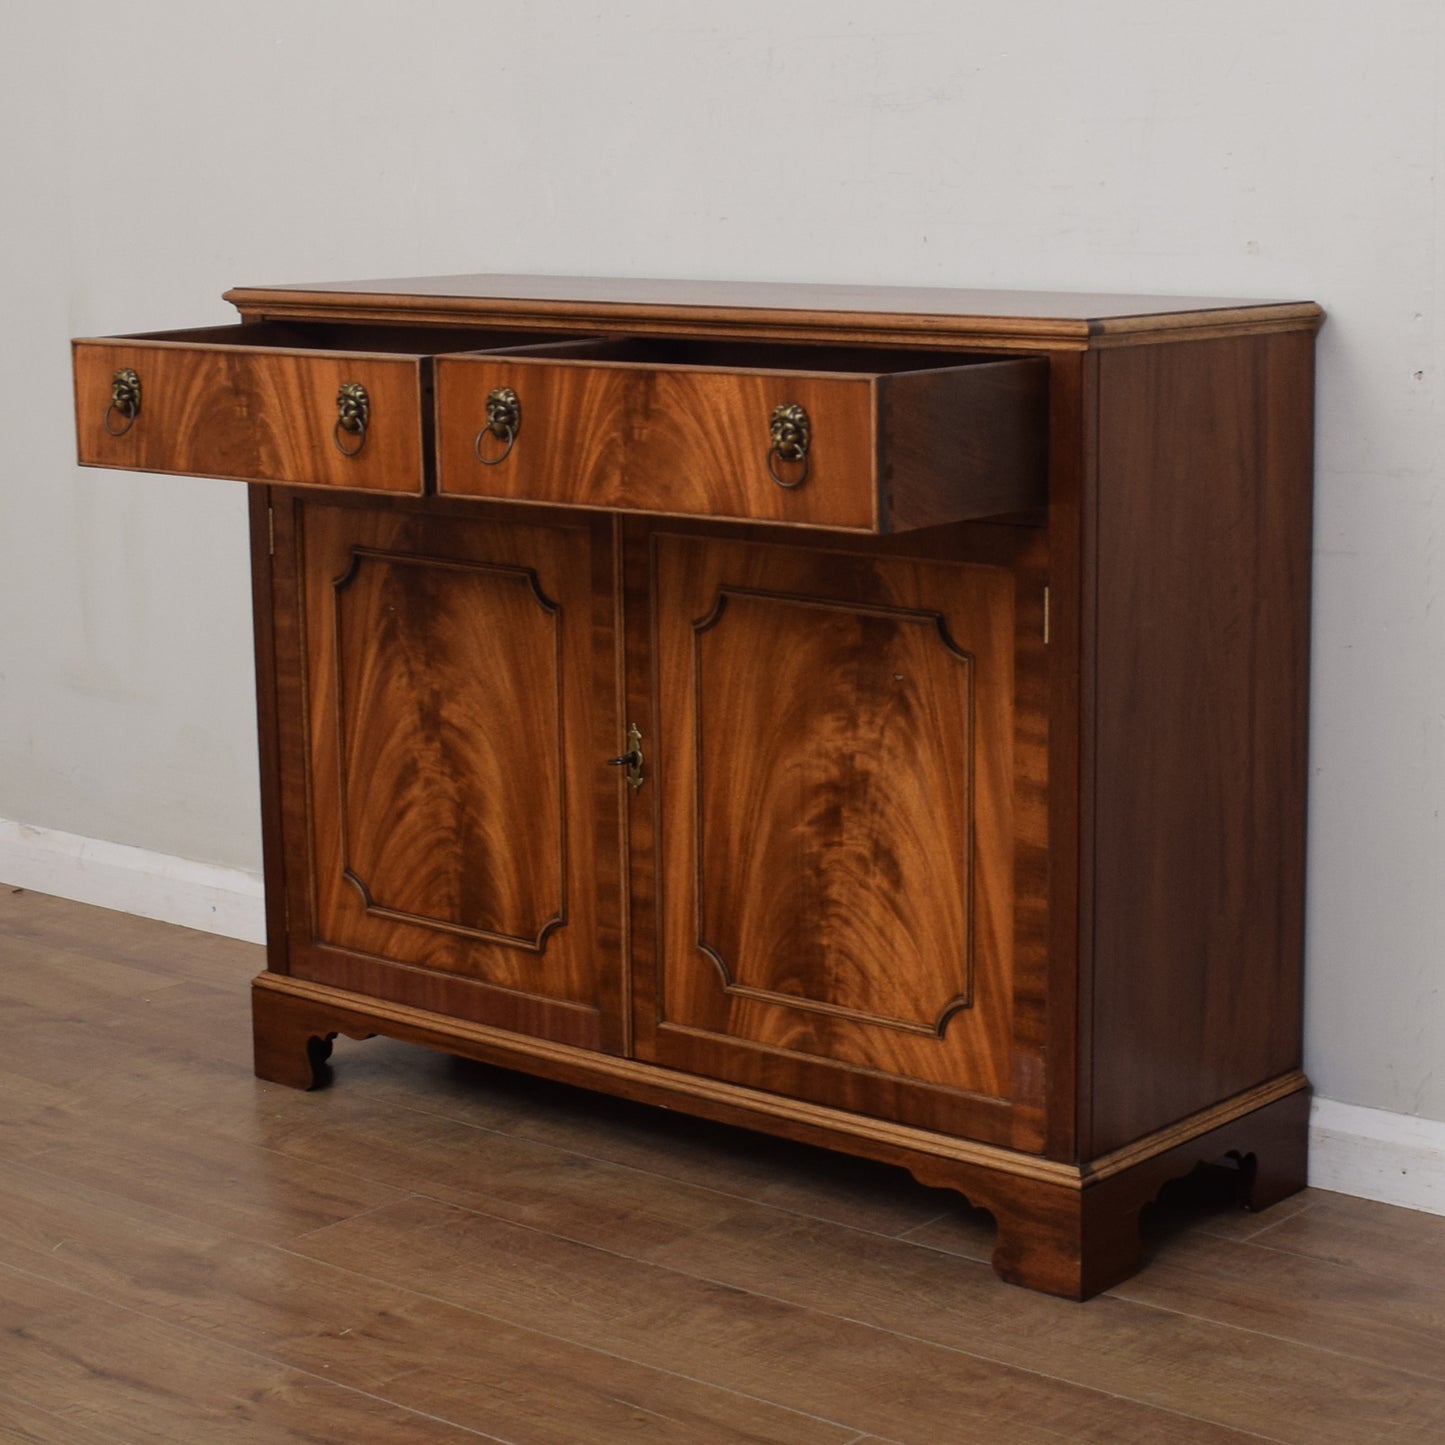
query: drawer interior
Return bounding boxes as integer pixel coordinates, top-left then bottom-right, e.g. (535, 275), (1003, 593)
(112, 326), (1017, 378)
(472, 335), (1015, 376)
(116, 321), (605, 357)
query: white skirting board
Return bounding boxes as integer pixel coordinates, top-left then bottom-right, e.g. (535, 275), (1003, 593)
(1307, 1097), (1445, 1216)
(2, 817), (1442, 1216)
(0, 817), (265, 945)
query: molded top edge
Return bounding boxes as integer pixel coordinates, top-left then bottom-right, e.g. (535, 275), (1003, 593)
(223, 273), (1323, 345)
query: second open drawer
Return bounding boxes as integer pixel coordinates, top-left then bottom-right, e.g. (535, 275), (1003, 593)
(434, 339), (1048, 532)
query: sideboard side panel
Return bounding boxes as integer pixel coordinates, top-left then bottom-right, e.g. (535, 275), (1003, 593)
(1088, 331), (1315, 1157)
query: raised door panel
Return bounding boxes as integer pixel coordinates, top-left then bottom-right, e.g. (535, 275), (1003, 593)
(631, 527), (1048, 1149)
(331, 549), (564, 948)
(274, 499), (624, 1052)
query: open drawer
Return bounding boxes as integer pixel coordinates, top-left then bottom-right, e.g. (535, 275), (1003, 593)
(435, 338), (1048, 531)
(72, 323), (587, 493)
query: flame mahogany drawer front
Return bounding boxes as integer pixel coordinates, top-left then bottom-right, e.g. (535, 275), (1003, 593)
(72, 322), (584, 493)
(71, 273), (1322, 1301)
(74, 323), (1046, 527)
(435, 338), (1048, 532)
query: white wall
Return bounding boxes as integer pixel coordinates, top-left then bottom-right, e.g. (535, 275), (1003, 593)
(3, 1), (1442, 1128)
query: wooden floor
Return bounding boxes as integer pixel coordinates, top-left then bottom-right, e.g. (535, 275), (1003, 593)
(2, 891), (1444, 1444)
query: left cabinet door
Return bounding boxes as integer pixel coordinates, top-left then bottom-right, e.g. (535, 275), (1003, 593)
(269, 496), (627, 1053)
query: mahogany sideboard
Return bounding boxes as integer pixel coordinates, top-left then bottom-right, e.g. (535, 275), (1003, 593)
(72, 274), (1321, 1297)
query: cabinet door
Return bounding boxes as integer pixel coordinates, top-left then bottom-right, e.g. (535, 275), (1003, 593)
(629, 525), (1047, 1149)
(272, 498), (625, 1052)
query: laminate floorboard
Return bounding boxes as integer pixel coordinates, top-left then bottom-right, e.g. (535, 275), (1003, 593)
(0, 1386), (120, 1444)
(2, 887), (1443, 1442)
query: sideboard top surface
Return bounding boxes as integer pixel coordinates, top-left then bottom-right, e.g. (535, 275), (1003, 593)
(224, 273), (1323, 349)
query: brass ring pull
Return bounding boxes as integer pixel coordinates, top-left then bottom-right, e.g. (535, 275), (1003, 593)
(334, 382), (369, 457)
(767, 402), (810, 489)
(104, 368), (141, 437)
(475, 423), (515, 465)
(333, 418), (366, 456)
(475, 386), (521, 466)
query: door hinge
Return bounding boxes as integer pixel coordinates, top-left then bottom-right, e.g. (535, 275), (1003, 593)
(1043, 585), (1050, 645)
(268, 504), (275, 556)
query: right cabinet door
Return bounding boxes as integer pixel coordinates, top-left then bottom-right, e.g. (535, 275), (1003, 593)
(628, 523), (1049, 1151)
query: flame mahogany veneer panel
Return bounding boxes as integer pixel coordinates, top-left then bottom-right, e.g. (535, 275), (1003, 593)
(330, 548), (565, 948)
(73, 337), (428, 492)
(632, 526), (1049, 1151)
(273, 499), (624, 1051)
(437, 357), (878, 528)
(434, 351), (1046, 531)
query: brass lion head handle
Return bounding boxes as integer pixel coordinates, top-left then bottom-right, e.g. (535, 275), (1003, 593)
(334, 382), (370, 457)
(767, 402), (810, 488)
(475, 386), (521, 466)
(104, 368), (141, 437)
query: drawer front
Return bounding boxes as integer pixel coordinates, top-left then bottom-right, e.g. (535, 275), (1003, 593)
(74, 338), (426, 492)
(436, 357), (880, 529)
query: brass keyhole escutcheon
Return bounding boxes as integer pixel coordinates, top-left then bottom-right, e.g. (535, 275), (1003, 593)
(606, 723), (645, 792)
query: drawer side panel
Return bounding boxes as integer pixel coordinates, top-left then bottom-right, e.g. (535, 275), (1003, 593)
(881, 358), (1049, 529)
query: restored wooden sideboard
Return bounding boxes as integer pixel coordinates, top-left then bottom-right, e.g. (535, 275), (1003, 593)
(72, 274), (1321, 1296)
